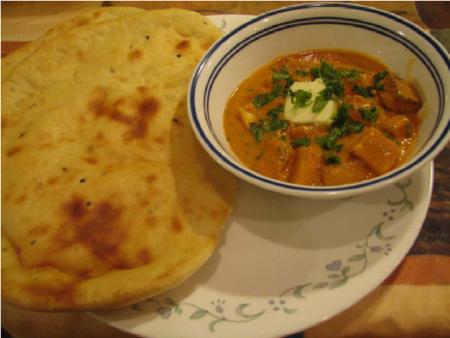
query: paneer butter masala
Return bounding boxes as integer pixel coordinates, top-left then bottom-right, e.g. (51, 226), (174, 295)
(224, 50), (423, 186)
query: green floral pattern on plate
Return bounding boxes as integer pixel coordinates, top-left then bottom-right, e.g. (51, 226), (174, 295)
(132, 178), (414, 332)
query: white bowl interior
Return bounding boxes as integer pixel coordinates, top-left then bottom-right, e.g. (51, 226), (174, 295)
(191, 4), (449, 196)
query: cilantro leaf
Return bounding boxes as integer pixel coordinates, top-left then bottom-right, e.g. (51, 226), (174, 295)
(325, 153), (342, 165)
(383, 130), (396, 141)
(312, 89), (330, 113)
(290, 89), (312, 108)
(373, 71), (388, 84)
(344, 120), (364, 134)
(352, 84), (374, 98)
(339, 68), (361, 81)
(267, 105), (284, 119)
(291, 137), (311, 148)
(320, 61), (344, 98)
(252, 83), (284, 108)
(267, 118), (289, 132)
(310, 67), (321, 79)
(272, 67), (292, 82)
(332, 103), (351, 128)
(253, 93), (272, 108)
(320, 61), (337, 80)
(372, 71), (388, 91)
(315, 128), (343, 151)
(359, 106), (378, 122)
(248, 105), (289, 141)
(315, 103), (363, 152)
(249, 122), (264, 142)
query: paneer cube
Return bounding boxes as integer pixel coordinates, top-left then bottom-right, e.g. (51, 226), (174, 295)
(379, 74), (422, 113)
(379, 114), (414, 139)
(321, 160), (372, 186)
(352, 127), (400, 174)
(290, 144), (323, 185)
(253, 136), (293, 181)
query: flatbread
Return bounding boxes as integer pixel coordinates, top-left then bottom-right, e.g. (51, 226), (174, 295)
(1, 6), (145, 81)
(2, 8), (236, 311)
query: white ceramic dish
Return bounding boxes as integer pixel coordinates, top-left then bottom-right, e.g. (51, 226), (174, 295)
(93, 14), (434, 338)
(189, 3), (450, 199)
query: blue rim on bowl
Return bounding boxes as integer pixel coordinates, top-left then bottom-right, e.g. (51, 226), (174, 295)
(188, 2), (450, 197)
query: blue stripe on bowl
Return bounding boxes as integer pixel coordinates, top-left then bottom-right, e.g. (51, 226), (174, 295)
(189, 4), (449, 193)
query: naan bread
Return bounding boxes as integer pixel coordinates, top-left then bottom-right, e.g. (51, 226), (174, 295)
(1, 6), (145, 81)
(2, 8), (236, 311)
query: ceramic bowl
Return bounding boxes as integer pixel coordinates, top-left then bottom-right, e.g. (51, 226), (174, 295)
(188, 2), (449, 199)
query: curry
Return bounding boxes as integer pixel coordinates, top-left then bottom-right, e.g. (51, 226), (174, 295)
(223, 50), (422, 186)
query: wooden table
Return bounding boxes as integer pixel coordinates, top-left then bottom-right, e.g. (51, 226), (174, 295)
(2, 2), (449, 338)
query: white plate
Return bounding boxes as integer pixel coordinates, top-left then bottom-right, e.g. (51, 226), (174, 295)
(93, 15), (433, 338)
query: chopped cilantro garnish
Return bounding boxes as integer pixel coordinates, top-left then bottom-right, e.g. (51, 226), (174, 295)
(374, 83), (384, 91)
(272, 67), (293, 95)
(373, 71), (388, 84)
(352, 72), (387, 98)
(315, 103), (363, 152)
(372, 71), (388, 91)
(319, 61), (344, 98)
(267, 105), (284, 119)
(253, 95), (271, 107)
(310, 67), (321, 79)
(290, 89), (312, 108)
(344, 120), (364, 134)
(325, 153), (342, 165)
(334, 143), (344, 153)
(359, 106), (378, 122)
(339, 68), (361, 81)
(315, 128), (343, 151)
(320, 61), (337, 80)
(272, 67), (292, 82)
(352, 85), (374, 98)
(248, 106), (289, 141)
(253, 93), (273, 108)
(310, 62), (359, 99)
(332, 103), (351, 128)
(249, 122), (264, 142)
(312, 89), (330, 113)
(383, 130), (396, 141)
(267, 118), (289, 132)
(291, 137), (311, 148)
(252, 83), (283, 108)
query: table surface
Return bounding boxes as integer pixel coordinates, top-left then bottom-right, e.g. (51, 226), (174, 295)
(1, 2), (449, 338)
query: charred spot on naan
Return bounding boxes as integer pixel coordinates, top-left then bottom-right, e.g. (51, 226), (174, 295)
(137, 248), (152, 265)
(171, 215), (184, 233)
(24, 278), (78, 308)
(176, 39), (190, 50)
(128, 49), (143, 61)
(6, 145), (22, 157)
(47, 176), (59, 185)
(175, 39), (190, 57)
(57, 196), (128, 266)
(88, 87), (160, 141)
(14, 194), (28, 204)
(83, 157), (98, 165)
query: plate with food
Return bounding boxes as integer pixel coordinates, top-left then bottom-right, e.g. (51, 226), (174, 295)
(1, 3), (448, 338)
